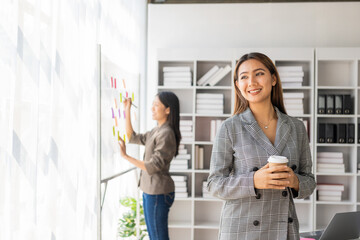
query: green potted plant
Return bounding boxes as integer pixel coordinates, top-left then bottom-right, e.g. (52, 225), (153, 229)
(118, 197), (147, 240)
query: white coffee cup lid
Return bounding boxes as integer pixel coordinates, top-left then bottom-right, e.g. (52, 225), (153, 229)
(267, 155), (288, 163)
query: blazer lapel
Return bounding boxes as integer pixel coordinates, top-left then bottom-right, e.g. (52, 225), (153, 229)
(274, 108), (291, 155)
(241, 108), (279, 156)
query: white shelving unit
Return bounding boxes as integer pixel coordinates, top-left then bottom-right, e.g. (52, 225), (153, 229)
(155, 48), (315, 239)
(314, 48), (360, 230)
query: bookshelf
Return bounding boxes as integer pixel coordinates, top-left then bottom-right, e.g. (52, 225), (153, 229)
(155, 48), (315, 239)
(314, 48), (360, 230)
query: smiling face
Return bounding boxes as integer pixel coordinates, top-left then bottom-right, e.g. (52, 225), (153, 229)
(151, 96), (170, 124)
(235, 59), (277, 107)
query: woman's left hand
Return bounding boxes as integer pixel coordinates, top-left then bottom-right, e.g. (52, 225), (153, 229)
(283, 167), (299, 191)
(118, 137), (127, 158)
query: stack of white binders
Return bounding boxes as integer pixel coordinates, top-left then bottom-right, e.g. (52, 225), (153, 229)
(163, 66), (192, 87)
(277, 66), (304, 88)
(202, 181), (216, 199)
(317, 152), (345, 173)
(170, 144), (190, 171)
(196, 93), (224, 114)
(171, 175), (189, 198)
(317, 183), (344, 202)
(210, 119), (224, 142)
(197, 65), (232, 86)
(180, 120), (193, 142)
(283, 92), (305, 116)
(195, 146), (204, 169)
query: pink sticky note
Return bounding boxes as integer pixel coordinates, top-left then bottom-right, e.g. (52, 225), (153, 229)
(114, 78), (117, 89)
(300, 238), (316, 240)
(111, 77), (113, 88)
(123, 111), (126, 119)
(126, 91), (128, 98)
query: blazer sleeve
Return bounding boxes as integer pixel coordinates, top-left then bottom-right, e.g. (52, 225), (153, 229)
(129, 131), (151, 146)
(207, 122), (257, 200)
(144, 129), (176, 176)
(292, 123), (316, 199)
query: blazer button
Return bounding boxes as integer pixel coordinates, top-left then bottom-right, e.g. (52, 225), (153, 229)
(252, 167), (259, 171)
(291, 164), (297, 171)
(282, 191), (288, 197)
(288, 217), (293, 223)
(255, 193), (261, 199)
(253, 220), (260, 226)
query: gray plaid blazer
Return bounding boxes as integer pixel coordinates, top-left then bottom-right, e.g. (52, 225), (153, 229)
(207, 107), (316, 240)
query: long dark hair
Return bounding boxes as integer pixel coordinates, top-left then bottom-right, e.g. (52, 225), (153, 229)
(233, 52), (287, 115)
(157, 91), (181, 156)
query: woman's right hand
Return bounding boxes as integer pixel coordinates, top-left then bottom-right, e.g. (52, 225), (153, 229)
(123, 97), (131, 111)
(253, 163), (290, 190)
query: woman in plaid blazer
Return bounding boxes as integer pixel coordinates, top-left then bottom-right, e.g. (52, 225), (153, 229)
(207, 52), (316, 240)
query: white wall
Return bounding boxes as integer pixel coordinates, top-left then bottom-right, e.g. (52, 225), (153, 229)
(146, 2), (360, 127)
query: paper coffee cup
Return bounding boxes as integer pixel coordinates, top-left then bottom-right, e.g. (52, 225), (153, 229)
(267, 155), (288, 168)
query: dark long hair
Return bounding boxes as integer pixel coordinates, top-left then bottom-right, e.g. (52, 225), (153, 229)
(157, 91), (181, 156)
(233, 52), (287, 115)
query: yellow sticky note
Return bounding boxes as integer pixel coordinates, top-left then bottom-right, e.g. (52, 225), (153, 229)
(132, 92), (134, 102)
(113, 126), (115, 136)
(117, 131), (120, 141)
(120, 93), (122, 103)
(123, 134), (126, 142)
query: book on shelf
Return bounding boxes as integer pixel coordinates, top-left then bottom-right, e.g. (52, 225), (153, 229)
(284, 98), (303, 104)
(180, 126), (192, 131)
(196, 104), (224, 110)
(317, 190), (342, 196)
(285, 104), (304, 110)
(317, 163), (345, 169)
(278, 71), (304, 77)
(316, 183), (344, 192)
(318, 95), (326, 114)
(276, 66), (303, 72)
(282, 82), (303, 88)
(317, 168), (345, 173)
(175, 192), (189, 198)
(175, 186), (188, 193)
(197, 65), (220, 86)
(178, 149), (187, 154)
(170, 165), (189, 170)
(317, 152), (343, 158)
(180, 120), (193, 126)
(286, 110), (304, 116)
(163, 66), (191, 72)
(205, 65), (232, 86)
(317, 157), (343, 164)
(210, 119), (224, 141)
(181, 132), (193, 137)
(195, 146), (204, 169)
(197, 109), (224, 114)
(197, 99), (224, 104)
(171, 159), (189, 165)
(171, 175), (188, 182)
(174, 181), (187, 187)
(174, 154), (191, 160)
(198, 147), (204, 169)
(318, 195), (341, 202)
(280, 77), (304, 83)
(283, 92), (305, 99)
(164, 72), (191, 78)
(196, 93), (224, 99)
